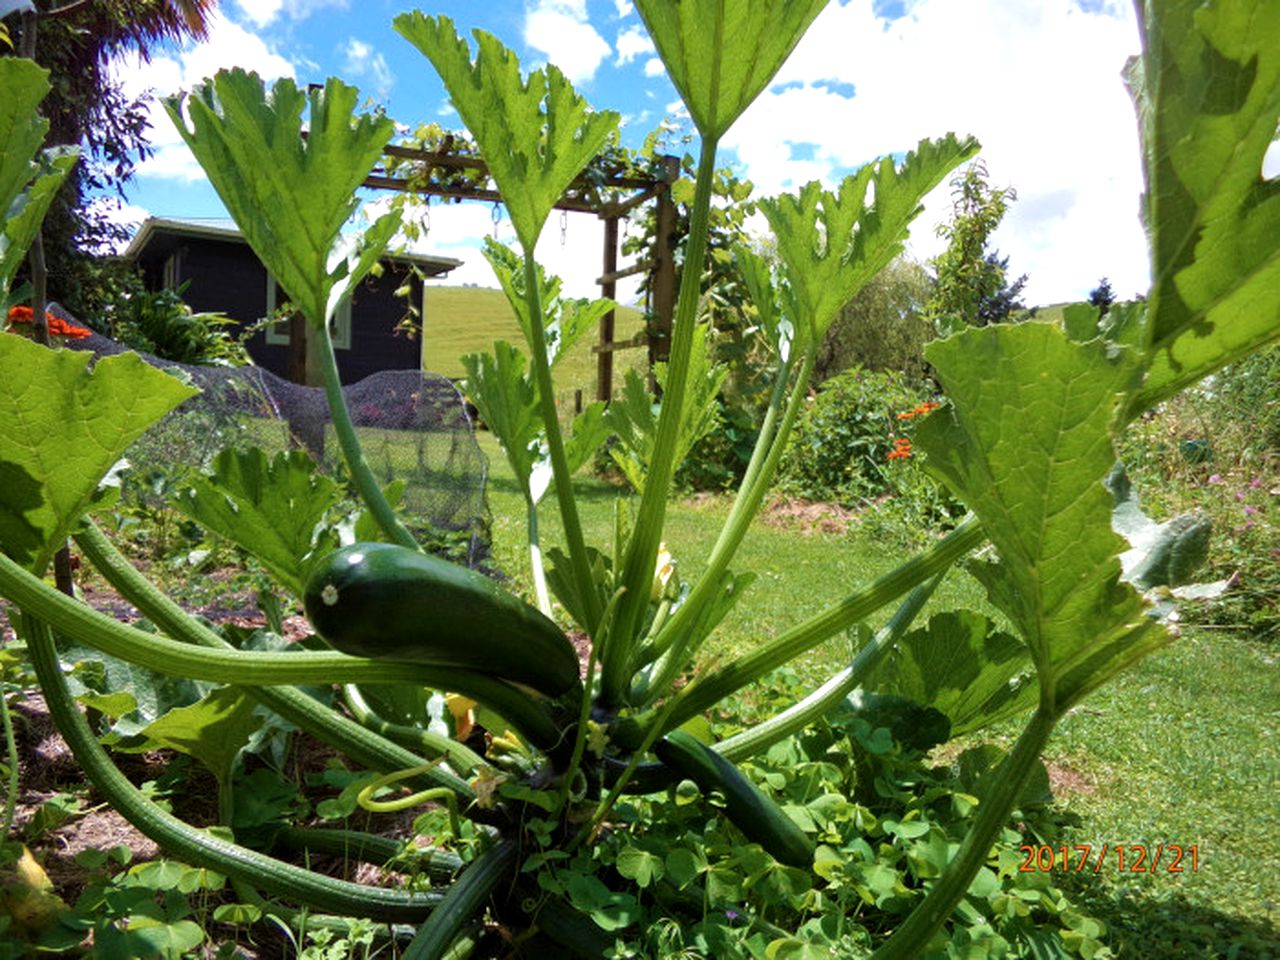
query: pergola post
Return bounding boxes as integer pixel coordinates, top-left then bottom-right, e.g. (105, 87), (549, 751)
(597, 215), (619, 403)
(648, 155), (680, 371)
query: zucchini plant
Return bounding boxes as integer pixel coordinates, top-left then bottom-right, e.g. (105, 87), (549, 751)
(0, 1), (1277, 957)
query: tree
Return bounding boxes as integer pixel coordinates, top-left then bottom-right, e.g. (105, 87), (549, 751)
(1088, 276), (1116, 315)
(923, 160), (1028, 334)
(5, 1), (216, 315)
(815, 255), (932, 383)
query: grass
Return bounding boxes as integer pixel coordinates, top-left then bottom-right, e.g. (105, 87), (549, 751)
(474, 428), (1280, 958)
(476, 430), (990, 678)
(1044, 631), (1280, 957)
(421, 285), (648, 403)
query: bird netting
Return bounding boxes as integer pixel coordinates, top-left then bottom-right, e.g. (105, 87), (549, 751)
(52, 305), (491, 569)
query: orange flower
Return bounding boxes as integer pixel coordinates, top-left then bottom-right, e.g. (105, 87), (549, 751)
(896, 401), (940, 421)
(6, 305), (91, 339)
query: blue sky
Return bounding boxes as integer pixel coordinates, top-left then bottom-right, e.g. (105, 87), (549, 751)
(110, 0), (1173, 306)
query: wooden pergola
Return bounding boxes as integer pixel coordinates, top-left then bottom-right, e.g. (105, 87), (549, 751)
(363, 144), (681, 403)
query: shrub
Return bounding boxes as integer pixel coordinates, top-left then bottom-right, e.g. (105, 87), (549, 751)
(1118, 366), (1280, 642)
(109, 281), (249, 367)
(676, 396), (761, 492)
(778, 367), (922, 505)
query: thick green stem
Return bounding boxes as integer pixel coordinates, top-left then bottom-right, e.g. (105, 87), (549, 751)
(626, 346), (798, 677)
(74, 521), (475, 797)
(602, 135), (721, 706)
(526, 497), (553, 617)
(715, 575), (940, 762)
(727, 350), (793, 527)
(315, 325), (418, 550)
(634, 345), (818, 703)
(229, 879), (392, 938)
(22, 611), (442, 922)
(534, 897), (617, 958)
(872, 706), (1058, 959)
(0, 692), (17, 837)
(521, 253), (599, 631)
(402, 839), (518, 960)
(0, 545), (560, 751)
(278, 825), (463, 881)
(613, 518), (984, 748)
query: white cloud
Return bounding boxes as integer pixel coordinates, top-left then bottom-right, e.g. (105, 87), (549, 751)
(236, 0), (282, 29)
(621, 109), (652, 130)
(524, 3), (611, 85)
(235, 0), (349, 29)
(342, 37), (393, 96)
(643, 57), (665, 78)
(111, 12), (296, 184)
(615, 24), (655, 65)
(722, 0), (1150, 305)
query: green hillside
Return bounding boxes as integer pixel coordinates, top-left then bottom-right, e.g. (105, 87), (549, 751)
(421, 285), (649, 404)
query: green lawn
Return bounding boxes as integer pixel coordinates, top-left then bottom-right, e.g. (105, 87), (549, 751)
(474, 429), (1280, 957)
(421, 285), (648, 403)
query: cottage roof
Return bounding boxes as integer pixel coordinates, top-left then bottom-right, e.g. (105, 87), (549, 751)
(123, 216), (462, 277)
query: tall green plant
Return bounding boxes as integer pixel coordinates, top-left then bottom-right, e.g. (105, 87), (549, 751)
(0, 2), (1277, 957)
(0, 57), (78, 313)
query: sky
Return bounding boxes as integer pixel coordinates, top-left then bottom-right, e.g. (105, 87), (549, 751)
(106, 0), (1170, 308)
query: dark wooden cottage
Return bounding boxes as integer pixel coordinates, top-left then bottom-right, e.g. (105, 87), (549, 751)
(125, 217), (461, 384)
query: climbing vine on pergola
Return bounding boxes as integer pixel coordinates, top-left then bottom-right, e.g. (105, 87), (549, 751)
(370, 125), (680, 402)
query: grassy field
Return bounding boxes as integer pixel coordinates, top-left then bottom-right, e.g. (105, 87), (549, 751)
(421, 285), (649, 403)
(474, 430), (1280, 958)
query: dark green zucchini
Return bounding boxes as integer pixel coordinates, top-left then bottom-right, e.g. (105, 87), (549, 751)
(655, 730), (814, 869)
(303, 543), (580, 698)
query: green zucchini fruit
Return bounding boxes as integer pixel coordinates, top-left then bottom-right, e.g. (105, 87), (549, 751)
(655, 729), (814, 869)
(304, 543), (580, 698)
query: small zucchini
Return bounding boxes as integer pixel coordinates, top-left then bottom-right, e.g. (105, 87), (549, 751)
(304, 543), (580, 698)
(655, 729), (814, 869)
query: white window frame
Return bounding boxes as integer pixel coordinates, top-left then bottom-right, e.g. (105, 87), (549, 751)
(264, 273), (352, 350)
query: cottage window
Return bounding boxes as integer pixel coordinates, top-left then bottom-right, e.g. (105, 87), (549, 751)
(264, 274), (352, 350)
(162, 251), (181, 289)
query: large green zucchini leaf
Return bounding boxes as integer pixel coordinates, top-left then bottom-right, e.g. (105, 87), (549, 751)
(1129, 0), (1280, 411)
(760, 135), (978, 345)
(863, 611), (1037, 738)
(394, 13), (618, 253)
(164, 70), (398, 329)
(0, 58), (78, 304)
(916, 324), (1172, 714)
(633, 0), (828, 141)
(462, 341), (542, 499)
(0, 335), (197, 574)
(172, 448), (342, 595)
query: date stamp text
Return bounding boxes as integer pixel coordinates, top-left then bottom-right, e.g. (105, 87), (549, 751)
(1018, 843), (1200, 874)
